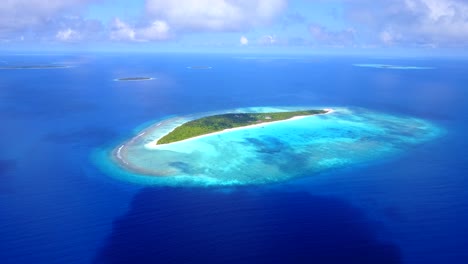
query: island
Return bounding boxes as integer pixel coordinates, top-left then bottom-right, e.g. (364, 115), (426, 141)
(115, 77), (154, 81)
(0, 65), (69, 69)
(187, 66), (212, 70)
(353, 64), (434, 70)
(157, 109), (329, 144)
(100, 106), (442, 186)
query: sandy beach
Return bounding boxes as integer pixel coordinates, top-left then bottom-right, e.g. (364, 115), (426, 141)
(144, 108), (334, 149)
(113, 108), (335, 174)
(113, 77), (155, 82)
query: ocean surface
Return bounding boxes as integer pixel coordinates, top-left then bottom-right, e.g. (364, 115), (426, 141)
(0, 53), (467, 263)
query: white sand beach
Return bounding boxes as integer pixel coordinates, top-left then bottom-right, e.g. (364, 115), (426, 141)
(144, 109), (334, 149)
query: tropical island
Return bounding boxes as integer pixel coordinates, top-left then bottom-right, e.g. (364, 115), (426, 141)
(157, 109), (329, 144)
(353, 64), (434, 70)
(115, 77), (154, 81)
(187, 66), (212, 70)
(0, 65), (69, 69)
(103, 106), (442, 186)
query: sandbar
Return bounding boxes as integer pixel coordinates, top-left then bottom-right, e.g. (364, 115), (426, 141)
(114, 77), (155, 81)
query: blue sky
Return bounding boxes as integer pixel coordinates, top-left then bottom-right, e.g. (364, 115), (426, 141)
(1, 0), (468, 54)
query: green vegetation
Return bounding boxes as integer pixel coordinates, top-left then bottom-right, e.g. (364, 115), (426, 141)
(117, 77), (152, 81)
(188, 66), (211, 69)
(157, 109), (328, 144)
(0, 65), (68, 69)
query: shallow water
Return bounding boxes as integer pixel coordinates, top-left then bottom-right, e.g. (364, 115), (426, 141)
(100, 107), (441, 186)
(0, 53), (467, 264)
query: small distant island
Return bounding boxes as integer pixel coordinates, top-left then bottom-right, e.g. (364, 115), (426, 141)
(115, 77), (154, 81)
(0, 65), (69, 69)
(157, 109), (329, 144)
(353, 64), (434, 70)
(187, 66), (212, 70)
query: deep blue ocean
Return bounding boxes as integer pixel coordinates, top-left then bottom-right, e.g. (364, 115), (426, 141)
(0, 53), (467, 264)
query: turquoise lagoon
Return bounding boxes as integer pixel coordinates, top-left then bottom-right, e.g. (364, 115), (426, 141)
(96, 106), (442, 186)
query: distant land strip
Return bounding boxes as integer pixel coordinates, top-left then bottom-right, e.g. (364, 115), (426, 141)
(115, 77), (154, 81)
(0, 65), (70, 69)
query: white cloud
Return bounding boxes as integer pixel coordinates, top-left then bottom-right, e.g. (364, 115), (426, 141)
(145, 0), (287, 32)
(0, 0), (104, 43)
(344, 0), (468, 47)
(110, 18), (136, 41)
(56, 28), (81, 42)
(110, 18), (171, 42)
(0, 0), (95, 36)
(138, 20), (170, 41)
(380, 30), (394, 45)
(408, 0), (468, 43)
(309, 24), (355, 46)
(0, 0), (287, 45)
(259, 35), (276, 45)
(240, 36), (249, 45)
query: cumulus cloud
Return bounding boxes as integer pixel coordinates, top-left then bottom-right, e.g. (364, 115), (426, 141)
(309, 24), (355, 46)
(110, 18), (170, 42)
(110, 18), (136, 41)
(56, 28), (81, 42)
(0, 0), (286, 45)
(52, 16), (103, 42)
(259, 35), (277, 45)
(138, 20), (170, 41)
(145, 0), (287, 32)
(0, 0), (104, 44)
(108, 0), (288, 43)
(0, 0), (95, 36)
(240, 36), (249, 45)
(343, 0), (468, 47)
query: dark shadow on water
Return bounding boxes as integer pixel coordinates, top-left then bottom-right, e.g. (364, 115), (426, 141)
(0, 159), (16, 193)
(95, 188), (401, 264)
(243, 136), (310, 173)
(245, 136), (286, 154)
(0, 159), (15, 175)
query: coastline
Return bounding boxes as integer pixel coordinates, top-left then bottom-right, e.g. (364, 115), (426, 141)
(353, 64), (434, 70)
(186, 66), (212, 70)
(0, 65), (72, 70)
(104, 106), (443, 184)
(113, 108), (334, 174)
(145, 108), (334, 149)
(113, 77), (155, 82)
(113, 116), (188, 175)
